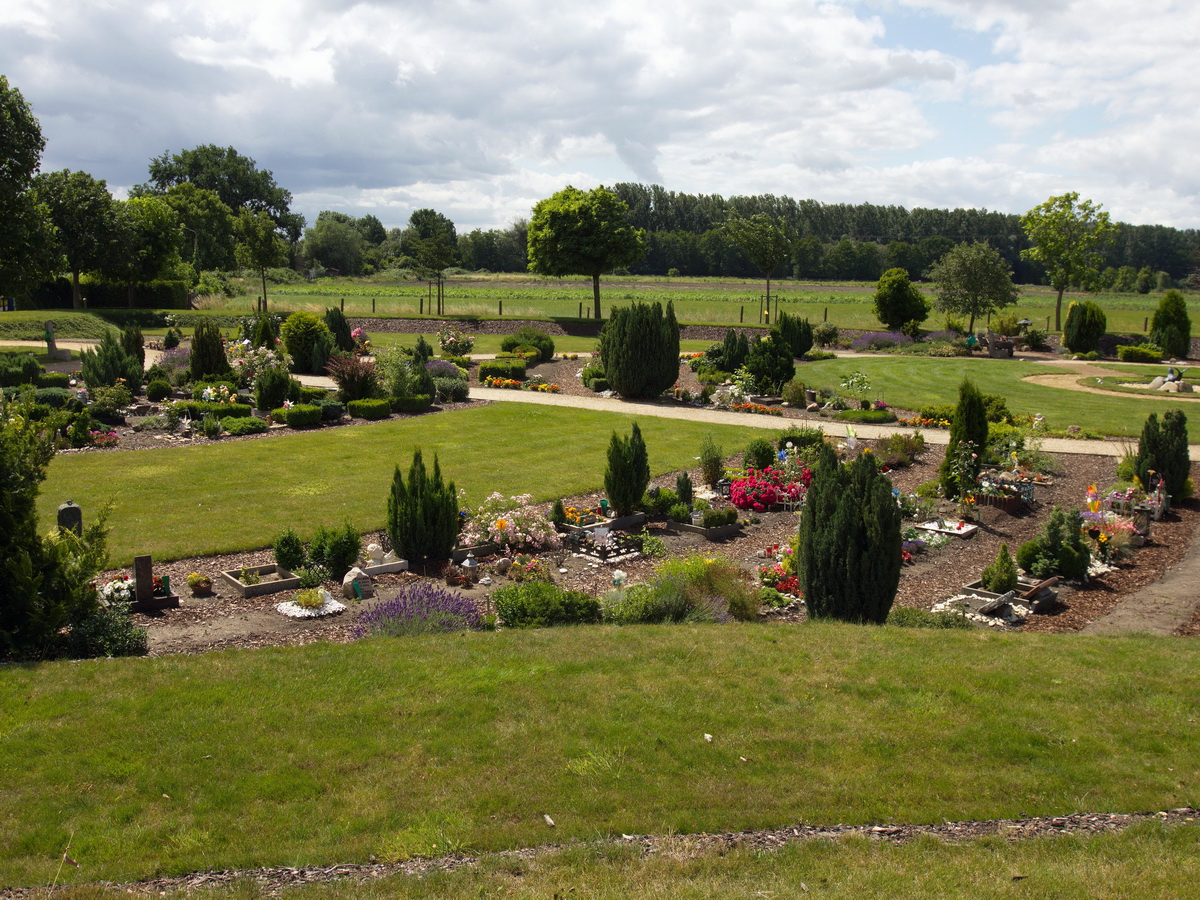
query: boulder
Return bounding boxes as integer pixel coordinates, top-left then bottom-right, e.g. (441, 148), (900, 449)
(342, 566), (374, 600)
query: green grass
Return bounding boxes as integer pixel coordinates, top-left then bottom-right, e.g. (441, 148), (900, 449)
(1, 626), (1197, 888)
(796, 357), (1195, 436)
(38, 405), (762, 565)
(363, 332), (713, 355)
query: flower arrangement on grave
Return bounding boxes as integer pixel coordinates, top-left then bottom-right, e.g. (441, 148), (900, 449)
(458, 493), (562, 552)
(88, 430), (119, 448)
(186, 573), (213, 595)
(97, 575), (134, 606)
(230, 345), (289, 392)
(508, 553), (553, 583)
(437, 324), (475, 356)
(758, 562), (800, 596)
(729, 466), (808, 511)
(897, 415), (952, 429)
(351, 327), (372, 356)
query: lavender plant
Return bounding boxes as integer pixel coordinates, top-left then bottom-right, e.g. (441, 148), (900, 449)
(353, 583), (485, 637)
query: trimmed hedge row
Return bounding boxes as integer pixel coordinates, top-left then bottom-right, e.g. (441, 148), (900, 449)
(221, 416), (270, 436)
(348, 398), (392, 420)
(479, 359), (526, 381)
(173, 401), (252, 420)
(391, 394), (433, 413)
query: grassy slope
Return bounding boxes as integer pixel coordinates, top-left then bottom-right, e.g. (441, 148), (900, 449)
(38, 405), (761, 565)
(0, 625), (1197, 887)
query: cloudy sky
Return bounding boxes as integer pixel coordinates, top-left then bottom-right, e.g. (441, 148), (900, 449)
(3, 0), (1198, 234)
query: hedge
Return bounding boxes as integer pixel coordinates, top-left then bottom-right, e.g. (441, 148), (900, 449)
(283, 404), (323, 427)
(221, 416), (270, 436)
(479, 359), (526, 381)
(347, 398), (392, 420)
(391, 394), (433, 413)
(173, 401), (252, 420)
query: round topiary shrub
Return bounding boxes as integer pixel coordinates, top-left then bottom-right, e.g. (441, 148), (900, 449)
(146, 379), (172, 402)
(744, 437), (776, 470)
(221, 416), (269, 436)
(391, 394), (433, 413)
(500, 327), (555, 363)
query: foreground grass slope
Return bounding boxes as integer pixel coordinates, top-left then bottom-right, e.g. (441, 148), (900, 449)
(38, 405), (756, 565)
(2, 626), (1197, 887)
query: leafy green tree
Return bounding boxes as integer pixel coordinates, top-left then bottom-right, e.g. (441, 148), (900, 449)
(158, 183), (236, 271)
(797, 443), (902, 624)
(403, 209), (458, 314)
(527, 186), (645, 318)
(604, 422), (651, 517)
(106, 196), (185, 305)
(386, 450), (459, 563)
(928, 241), (1020, 333)
(304, 211), (366, 276)
(599, 301), (679, 399)
(235, 209), (289, 314)
(872, 267), (929, 330)
(1021, 192), (1117, 331)
(139, 144), (303, 241)
(1062, 300), (1106, 354)
(1150, 289), (1192, 359)
(35, 169), (118, 308)
(939, 379), (988, 498)
(0, 76), (55, 299)
(723, 211), (791, 306)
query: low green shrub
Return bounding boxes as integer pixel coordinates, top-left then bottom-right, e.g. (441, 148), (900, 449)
(493, 581), (600, 628)
(221, 416), (269, 436)
(391, 394), (433, 413)
(348, 398), (392, 420)
(0, 352), (41, 387)
(587, 377), (610, 392)
(479, 359), (526, 381)
(1017, 506), (1090, 580)
(887, 607), (973, 629)
(318, 399), (346, 421)
(32, 387), (71, 408)
(604, 553), (757, 624)
(777, 426), (825, 451)
(803, 349), (838, 361)
(284, 404), (323, 428)
(918, 404), (956, 423)
(145, 379), (172, 402)
(36, 371), (70, 389)
(878, 431), (927, 469)
(299, 386), (329, 405)
(744, 437), (776, 470)
(500, 326), (555, 363)
(700, 507), (738, 529)
(834, 408), (897, 424)
(1117, 344), (1163, 363)
(668, 501), (692, 524)
(641, 486), (679, 517)
(781, 380), (808, 407)
(440, 354), (471, 369)
(172, 400), (253, 420)
(273, 528), (306, 572)
(432, 376), (469, 403)
(254, 367), (292, 411)
(308, 522), (361, 579)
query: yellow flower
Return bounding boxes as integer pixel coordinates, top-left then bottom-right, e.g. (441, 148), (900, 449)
(495, 518), (508, 531)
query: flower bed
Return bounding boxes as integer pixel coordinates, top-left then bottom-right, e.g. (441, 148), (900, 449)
(729, 402), (783, 416)
(730, 466), (809, 511)
(897, 416), (951, 428)
(459, 492), (561, 552)
(482, 376), (562, 392)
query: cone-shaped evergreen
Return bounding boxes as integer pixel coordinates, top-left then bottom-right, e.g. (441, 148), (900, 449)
(1062, 300), (1106, 353)
(1133, 412), (1162, 493)
(601, 301), (680, 399)
(798, 444), (902, 624)
(775, 312), (814, 358)
(386, 449), (458, 563)
(604, 422), (650, 516)
(1136, 410), (1190, 500)
(1150, 290), (1191, 359)
(191, 319), (230, 380)
(324, 307), (356, 352)
(939, 379), (988, 498)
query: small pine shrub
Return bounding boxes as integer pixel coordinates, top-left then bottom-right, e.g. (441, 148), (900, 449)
(939, 379), (988, 498)
(308, 522), (361, 579)
(250, 315), (277, 349)
(1016, 507), (1090, 580)
(980, 543), (1019, 593)
(221, 416), (268, 436)
(1149, 289), (1191, 359)
(190, 320), (230, 380)
(387, 449), (459, 563)
(318, 399), (346, 421)
(700, 507), (738, 529)
(668, 502), (692, 524)
(0, 353), (41, 387)
(254, 366), (291, 411)
(600, 301), (680, 399)
(744, 437), (776, 470)
(347, 398), (392, 420)
(80, 330), (143, 390)
(699, 433), (724, 487)
(775, 312), (814, 358)
(146, 378), (172, 402)
(675, 471), (694, 507)
(744, 332), (796, 394)
(324, 307), (356, 352)
(120, 323), (145, 368)
(273, 528), (307, 572)
(280, 312), (333, 375)
(1062, 300), (1106, 354)
(641, 486), (679, 517)
(604, 422), (650, 517)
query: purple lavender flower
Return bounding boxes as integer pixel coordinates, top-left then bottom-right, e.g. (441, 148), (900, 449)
(353, 583), (485, 637)
(425, 359), (462, 378)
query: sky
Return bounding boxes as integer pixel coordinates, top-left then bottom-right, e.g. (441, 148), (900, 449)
(3, 0), (1199, 235)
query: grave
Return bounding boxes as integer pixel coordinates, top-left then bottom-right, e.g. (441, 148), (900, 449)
(130, 554), (180, 612)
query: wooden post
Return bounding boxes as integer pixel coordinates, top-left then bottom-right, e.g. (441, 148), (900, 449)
(579, 302), (583, 318)
(824, 306), (828, 322)
(420, 296), (424, 315)
(372, 297), (376, 313)
(740, 306), (744, 324)
(499, 300), (503, 316)
(340, 297), (344, 311)
(1144, 316), (1149, 332)
(1046, 316), (1051, 330)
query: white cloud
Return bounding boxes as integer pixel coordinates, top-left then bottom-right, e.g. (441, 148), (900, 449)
(1, 0), (1197, 231)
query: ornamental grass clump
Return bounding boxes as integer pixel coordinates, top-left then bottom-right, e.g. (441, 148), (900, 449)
(353, 583), (485, 637)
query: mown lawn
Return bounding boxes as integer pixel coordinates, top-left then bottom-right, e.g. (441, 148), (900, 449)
(1, 625), (1196, 888)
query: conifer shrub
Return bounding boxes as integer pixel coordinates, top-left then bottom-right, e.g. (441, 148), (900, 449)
(1150, 289), (1191, 359)
(600, 301), (680, 399)
(675, 471), (694, 507)
(1062, 300), (1107, 354)
(280, 312), (333, 374)
(775, 312), (814, 358)
(939, 379), (988, 498)
(500, 327), (555, 363)
(1135, 410), (1191, 500)
(699, 433), (724, 487)
(121, 323), (145, 368)
(640, 487), (679, 518)
(1017, 507), (1090, 580)
(250, 315), (277, 349)
(221, 416), (268, 436)
(190, 320), (230, 381)
(744, 331), (796, 394)
(324, 307), (356, 352)
(0, 352), (41, 387)
(980, 543), (1019, 593)
(254, 366), (291, 411)
(386, 449), (459, 563)
(308, 522), (361, 579)
(145, 379), (172, 402)
(80, 330), (143, 390)
(798, 444), (902, 624)
(604, 421), (650, 517)
(717, 328), (751, 371)
(273, 528), (306, 572)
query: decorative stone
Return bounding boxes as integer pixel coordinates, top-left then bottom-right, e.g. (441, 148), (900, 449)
(1148, 376), (1165, 390)
(495, 557), (512, 575)
(806, 402), (820, 412)
(342, 566), (374, 599)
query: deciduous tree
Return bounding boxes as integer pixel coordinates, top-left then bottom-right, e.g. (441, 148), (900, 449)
(928, 241), (1020, 333)
(872, 267), (929, 331)
(0, 76), (55, 298)
(403, 209), (458, 314)
(235, 209), (288, 314)
(527, 186), (645, 318)
(723, 211), (791, 306)
(1021, 192), (1117, 331)
(35, 170), (118, 309)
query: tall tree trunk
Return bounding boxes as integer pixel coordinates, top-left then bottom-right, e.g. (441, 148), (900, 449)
(1054, 287), (1065, 332)
(71, 270), (82, 309)
(261, 268), (268, 314)
(592, 274), (601, 320)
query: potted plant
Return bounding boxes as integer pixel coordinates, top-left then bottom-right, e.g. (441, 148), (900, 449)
(186, 572), (213, 597)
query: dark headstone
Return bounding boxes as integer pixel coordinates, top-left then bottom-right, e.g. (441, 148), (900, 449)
(57, 500), (83, 536)
(133, 555), (154, 602)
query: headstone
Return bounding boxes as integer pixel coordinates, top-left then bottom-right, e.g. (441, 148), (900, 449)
(341, 566), (374, 599)
(57, 500), (83, 536)
(133, 555), (154, 602)
(978, 591), (1016, 616)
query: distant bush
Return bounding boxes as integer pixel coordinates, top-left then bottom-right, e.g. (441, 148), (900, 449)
(1117, 344), (1163, 364)
(833, 408), (897, 424)
(500, 327), (554, 363)
(1150, 289), (1191, 359)
(347, 398), (391, 420)
(0, 353), (41, 387)
(36, 371), (70, 389)
(221, 416), (268, 436)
